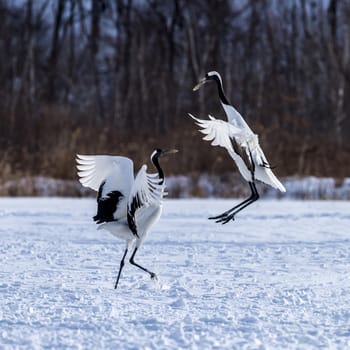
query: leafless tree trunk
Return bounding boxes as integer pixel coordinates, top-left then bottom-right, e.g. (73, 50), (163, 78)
(1, 0), (350, 180)
(47, 0), (65, 102)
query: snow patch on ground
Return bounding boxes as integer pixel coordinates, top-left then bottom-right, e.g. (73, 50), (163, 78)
(167, 175), (350, 200)
(1, 175), (349, 199)
(0, 198), (350, 349)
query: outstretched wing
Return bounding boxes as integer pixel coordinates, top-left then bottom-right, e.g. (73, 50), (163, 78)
(76, 154), (134, 221)
(127, 165), (165, 237)
(188, 113), (254, 181)
(188, 113), (241, 149)
(189, 114), (286, 192)
(76, 154), (133, 192)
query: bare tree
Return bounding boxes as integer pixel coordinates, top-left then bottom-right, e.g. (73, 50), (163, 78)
(0, 0), (349, 181)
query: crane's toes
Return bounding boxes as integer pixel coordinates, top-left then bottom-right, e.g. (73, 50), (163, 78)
(150, 272), (158, 280)
(214, 214), (231, 224)
(217, 215), (235, 224)
(209, 213), (227, 220)
(215, 218), (225, 224)
(214, 215), (226, 223)
(222, 217), (234, 225)
(210, 211), (237, 223)
(221, 218), (231, 224)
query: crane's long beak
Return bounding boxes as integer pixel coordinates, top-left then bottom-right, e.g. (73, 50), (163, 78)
(161, 149), (178, 156)
(193, 77), (207, 91)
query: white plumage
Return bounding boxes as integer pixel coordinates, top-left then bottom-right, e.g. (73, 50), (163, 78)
(191, 71), (286, 223)
(77, 155), (134, 220)
(189, 114), (285, 192)
(76, 149), (177, 289)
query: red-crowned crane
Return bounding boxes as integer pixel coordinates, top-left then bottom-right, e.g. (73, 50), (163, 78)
(190, 71), (285, 224)
(76, 149), (177, 288)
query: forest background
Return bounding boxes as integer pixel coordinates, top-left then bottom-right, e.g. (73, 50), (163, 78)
(0, 0), (349, 196)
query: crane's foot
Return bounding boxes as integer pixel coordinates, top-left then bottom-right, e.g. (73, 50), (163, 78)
(208, 185), (258, 223)
(150, 272), (158, 280)
(150, 272), (161, 289)
(209, 213), (228, 220)
(208, 204), (244, 220)
(215, 214), (235, 224)
(209, 212), (236, 224)
(209, 214), (222, 220)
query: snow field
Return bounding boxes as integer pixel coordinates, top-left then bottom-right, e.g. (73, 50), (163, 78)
(0, 198), (349, 349)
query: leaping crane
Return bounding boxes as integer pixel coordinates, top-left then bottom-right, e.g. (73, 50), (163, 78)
(190, 71), (285, 224)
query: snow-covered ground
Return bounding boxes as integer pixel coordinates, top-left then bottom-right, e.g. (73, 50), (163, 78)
(1, 176), (350, 199)
(0, 198), (350, 349)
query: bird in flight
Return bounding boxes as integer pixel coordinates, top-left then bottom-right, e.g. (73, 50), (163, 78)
(190, 71), (286, 224)
(76, 149), (178, 288)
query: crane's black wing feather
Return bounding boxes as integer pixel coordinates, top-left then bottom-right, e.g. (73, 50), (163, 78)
(127, 193), (141, 237)
(93, 181), (124, 224)
(127, 165), (164, 237)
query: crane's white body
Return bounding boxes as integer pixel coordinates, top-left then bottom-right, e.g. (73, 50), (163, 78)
(190, 71), (285, 193)
(98, 203), (162, 248)
(189, 113), (285, 192)
(98, 219), (133, 242)
(222, 100), (253, 132)
(76, 154), (165, 243)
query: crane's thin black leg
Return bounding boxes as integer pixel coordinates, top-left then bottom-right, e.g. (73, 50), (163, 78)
(209, 182), (259, 223)
(209, 182), (256, 220)
(129, 247), (157, 280)
(209, 195), (253, 220)
(216, 182), (259, 224)
(114, 248), (128, 289)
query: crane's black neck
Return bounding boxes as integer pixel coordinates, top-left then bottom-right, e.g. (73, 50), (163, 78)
(151, 155), (164, 185)
(212, 75), (230, 106)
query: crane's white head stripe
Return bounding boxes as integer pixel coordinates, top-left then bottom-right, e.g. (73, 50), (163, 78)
(207, 71), (222, 84)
